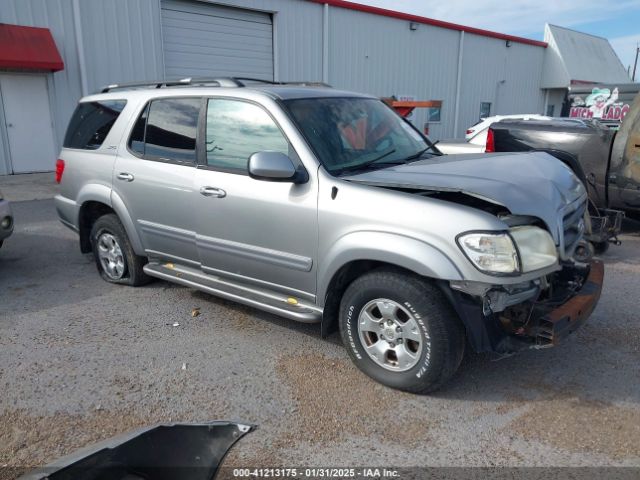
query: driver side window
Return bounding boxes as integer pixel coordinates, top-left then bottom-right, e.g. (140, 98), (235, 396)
(205, 99), (289, 173)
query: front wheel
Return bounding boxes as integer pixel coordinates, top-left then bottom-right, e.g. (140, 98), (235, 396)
(592, 240), (610, 255)
(339, 269), (465, 393)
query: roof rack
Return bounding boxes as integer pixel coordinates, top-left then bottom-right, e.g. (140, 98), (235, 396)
(99, 77), (332, 93)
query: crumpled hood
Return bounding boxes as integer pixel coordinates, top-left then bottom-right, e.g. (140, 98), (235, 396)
(344, 151), (587, 241)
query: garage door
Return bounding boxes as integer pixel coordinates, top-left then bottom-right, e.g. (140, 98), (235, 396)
(161, 0), (274, 80)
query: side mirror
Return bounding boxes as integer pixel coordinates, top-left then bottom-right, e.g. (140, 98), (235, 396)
(248, 151), (307, 184)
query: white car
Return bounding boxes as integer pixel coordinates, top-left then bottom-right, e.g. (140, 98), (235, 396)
(435, 139), (484, 155)
(466, 114), (551, 145)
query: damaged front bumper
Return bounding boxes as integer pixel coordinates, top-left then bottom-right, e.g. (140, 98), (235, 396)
(445, 260), (604, 355)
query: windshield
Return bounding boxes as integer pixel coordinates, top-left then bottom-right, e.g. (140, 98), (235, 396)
(284, 97), (436, 175)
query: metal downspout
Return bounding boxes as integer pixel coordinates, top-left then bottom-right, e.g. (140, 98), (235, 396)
(72, 0), (89, 96)
(453, 31), (464, 137)
(322, 3), (329, 84)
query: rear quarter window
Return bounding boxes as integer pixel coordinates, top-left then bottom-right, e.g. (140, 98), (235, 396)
(63, 100), (127, 150)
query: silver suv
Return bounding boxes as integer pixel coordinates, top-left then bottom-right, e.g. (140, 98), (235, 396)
(55, 78), (603, 392)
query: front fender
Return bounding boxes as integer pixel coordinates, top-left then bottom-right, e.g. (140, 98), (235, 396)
(317, 231), (463, 307)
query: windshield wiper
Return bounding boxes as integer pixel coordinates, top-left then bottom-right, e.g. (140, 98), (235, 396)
(404, 142), (442, 162)
(335, 149), (398, 175)
(335, 141), (442, 176)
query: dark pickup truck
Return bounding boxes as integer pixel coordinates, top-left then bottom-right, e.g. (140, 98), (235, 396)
(487, 93), (640, 254)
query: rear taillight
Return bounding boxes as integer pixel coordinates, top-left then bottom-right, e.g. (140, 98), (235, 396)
(485, 128), (495, 152)
(466, 129), (473, 135)
(55, 159), (65, 183)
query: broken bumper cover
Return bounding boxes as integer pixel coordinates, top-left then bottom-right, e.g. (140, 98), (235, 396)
(525, 260), (604, 347)
(20, 421), (254, 480)
(446, 260), (604, 354)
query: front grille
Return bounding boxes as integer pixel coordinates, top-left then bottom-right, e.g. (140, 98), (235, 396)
(560, 199), (587, 259)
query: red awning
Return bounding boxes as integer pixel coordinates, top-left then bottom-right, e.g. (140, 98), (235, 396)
(0, 23), (64, 72)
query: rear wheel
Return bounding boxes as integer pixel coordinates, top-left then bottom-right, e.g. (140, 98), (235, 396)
(339, 268), (465, 393)
(90, 214), (150, 286)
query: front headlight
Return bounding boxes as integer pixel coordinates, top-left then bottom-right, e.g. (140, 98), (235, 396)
(458, 227), (558, 276)
(510, 226), (557, 272)
(457, 232), (519, 275)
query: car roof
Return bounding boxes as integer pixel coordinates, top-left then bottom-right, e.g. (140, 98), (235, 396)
(251, 85), (374, 100)
(81, 82), (375, 103)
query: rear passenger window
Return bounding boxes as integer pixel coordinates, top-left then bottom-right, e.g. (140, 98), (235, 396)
(131, 98), (200, 163)
(63, 100), (126, 150)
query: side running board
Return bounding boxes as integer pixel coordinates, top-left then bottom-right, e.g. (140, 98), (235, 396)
(143, 262), (322, 323)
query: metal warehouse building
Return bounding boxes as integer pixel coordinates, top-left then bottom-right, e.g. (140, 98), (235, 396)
(0, 0), (629, 174)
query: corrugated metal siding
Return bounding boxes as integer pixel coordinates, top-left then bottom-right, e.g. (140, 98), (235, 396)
(545, 88), (566, 116)
(457, 35), (545, 136)
(0, 0), (84, 170)
(328, 7), (460, 139)
(497, 42), (546, 116)
(0, 0), (553, 173)
(541, 25), (570, 89)
(545, 24), (630, 85)
(161, 0), (274, 80)
(328, 8), (545, 138)
(0, 0), (163, 173)
(78, 0), (164, 92)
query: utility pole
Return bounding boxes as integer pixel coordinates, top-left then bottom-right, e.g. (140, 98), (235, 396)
(633, 43), (639, 82)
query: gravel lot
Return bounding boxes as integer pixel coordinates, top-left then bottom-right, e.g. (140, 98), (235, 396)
(1, 197), (639, 476)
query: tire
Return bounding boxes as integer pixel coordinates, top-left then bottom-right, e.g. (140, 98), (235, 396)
(592, 241), (610, 255)
(574, 240), (595, 263)
(90, 213), (150, 286)
(339, 268), (465, 393)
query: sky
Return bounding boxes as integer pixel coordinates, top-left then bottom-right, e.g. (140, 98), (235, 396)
(356, 0), (640, 79)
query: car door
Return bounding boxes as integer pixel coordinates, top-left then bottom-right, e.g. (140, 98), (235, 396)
(194, 97), (318, 299)
(112, 96), (202, 266)
(609, 95), (640, 210)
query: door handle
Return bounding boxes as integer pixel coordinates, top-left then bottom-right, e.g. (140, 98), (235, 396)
(200, 186), (226, 198)
(117, 172), (134, 182)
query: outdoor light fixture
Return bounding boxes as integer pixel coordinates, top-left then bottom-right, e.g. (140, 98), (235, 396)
(409, 22), (418, 31)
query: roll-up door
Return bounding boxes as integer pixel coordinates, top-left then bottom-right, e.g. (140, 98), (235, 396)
(161, 0), (274, 80)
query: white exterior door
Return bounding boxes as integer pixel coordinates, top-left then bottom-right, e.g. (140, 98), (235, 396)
(0, 74), (57, 173)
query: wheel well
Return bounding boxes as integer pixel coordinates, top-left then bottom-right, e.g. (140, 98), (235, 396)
(320, 260), (421, 337)
(79, 201), (115, 253)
